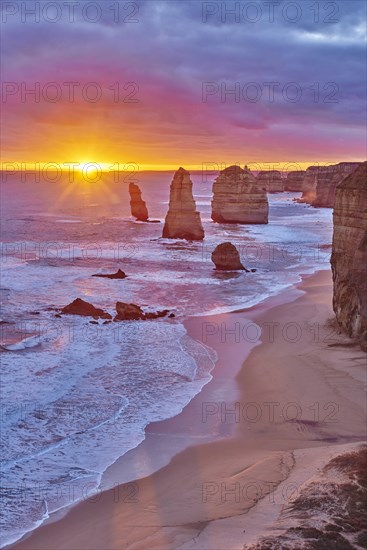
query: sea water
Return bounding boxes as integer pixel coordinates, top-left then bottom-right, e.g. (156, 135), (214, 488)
(0, 171), (333, 546)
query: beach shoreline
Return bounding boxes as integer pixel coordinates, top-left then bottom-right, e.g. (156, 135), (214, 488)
(9, 269), (366, 549)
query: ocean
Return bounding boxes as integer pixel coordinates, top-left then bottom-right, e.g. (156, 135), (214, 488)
(0, 170), (333, 547)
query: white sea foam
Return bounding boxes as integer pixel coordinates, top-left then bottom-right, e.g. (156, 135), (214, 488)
(0, 179), (333, 547)
(0, 334), (45, 351)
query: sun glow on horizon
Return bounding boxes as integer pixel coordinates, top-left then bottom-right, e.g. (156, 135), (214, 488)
(1, 159), (365, 174)
(76, 161), (120, 173)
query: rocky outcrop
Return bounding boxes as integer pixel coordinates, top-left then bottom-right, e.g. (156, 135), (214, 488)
(256, 170), (284, 193)
(92, 269), (126, 279)
(331, 162), (367, 351)
(285, 170), (306, 192)
(129, 183), (149, 221)
(114, 302), (169, 321)
(211, 165), (268, 224)
(298, 166), (319, 203)
(61, 298), (112, 319)
(60, 298), (171, 322)
(313, 162), (361, 207)
(211, 242), (255, 271)
(298, 163), (361, 207)
(162, 168), (204, 240)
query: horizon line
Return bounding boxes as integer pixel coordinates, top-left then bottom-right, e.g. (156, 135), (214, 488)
(1, 160), (365, 173)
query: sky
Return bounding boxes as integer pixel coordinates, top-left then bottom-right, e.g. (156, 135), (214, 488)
(1, 0), (366, 170)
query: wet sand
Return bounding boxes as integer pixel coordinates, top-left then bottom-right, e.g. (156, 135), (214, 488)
(10, 270), (366, 549)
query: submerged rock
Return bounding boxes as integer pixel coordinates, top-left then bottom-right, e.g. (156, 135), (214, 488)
(114, 302), (169, 321)
(162, 167), (204, 240)
(211, 242), (255, 272)
(129, 182), (149, 221)
(92, 269), (127, 279)
(61, 298), (112, 319)
(211, 165), (268, 224)
(331, 162), (367, 351)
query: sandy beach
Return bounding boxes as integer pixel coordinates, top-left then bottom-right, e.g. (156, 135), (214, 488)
(10, 269), (366, 550)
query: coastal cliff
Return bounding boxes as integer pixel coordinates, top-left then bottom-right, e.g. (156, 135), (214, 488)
(331, 162), (367, 351)
(129, 183), (149, 221)
(211, 165), (268, 224)
(285, 170), (305, 192)
(312, 162), (361, 207)
(299, 162), (361, 207)
(256, 170), (284, 193)
(162, 167), (204, 240)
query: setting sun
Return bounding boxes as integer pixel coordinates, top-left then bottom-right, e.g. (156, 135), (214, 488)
(77, 162), (98, 173)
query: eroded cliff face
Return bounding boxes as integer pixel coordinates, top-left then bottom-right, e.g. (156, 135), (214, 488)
(162, 167), (204, 240)
(299, 166), (319, 203)
(312, 162), (361, 208)
(285, 170), (306, 192)
(256, 170), (284, 193)
(331, 162), (367, 351)
(211, 165), (268, 224)
(129, 183), (149, 221)
(299, 163), (361, 207)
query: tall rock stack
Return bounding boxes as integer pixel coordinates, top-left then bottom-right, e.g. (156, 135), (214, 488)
(331, 162), (367, 351)
(285, 170), (306, 192)
(162, 167), (204, 240)
(129, 183), (149, 221)
(299, 166), (319, 203)
(256, 170), (284, 193)
(299, 162), (361, 207)
(211, 165), (268, 224)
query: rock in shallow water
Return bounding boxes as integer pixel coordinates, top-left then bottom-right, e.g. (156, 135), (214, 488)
(211, 165), (268, 224)
(61, 298), (112, 319)
(114, 302), (169, 321)
(162, 167), (204, 240)
(129, 182), (149, 221)
(211, 242), (255, 272)
(92, 269), (127, 279)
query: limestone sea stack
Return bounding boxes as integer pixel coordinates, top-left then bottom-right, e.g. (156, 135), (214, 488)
(285, 170), (306, 192)
(331, 162), (367, 351)
(256, 170), (284, 193)
(211, 165), (268, 224)
(129, 182), (149, 221)
(162, 167), (204, 240)
(211, 242), (254, 272)
(298, 166), (319, 203)
(299, 162), (361, 207)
